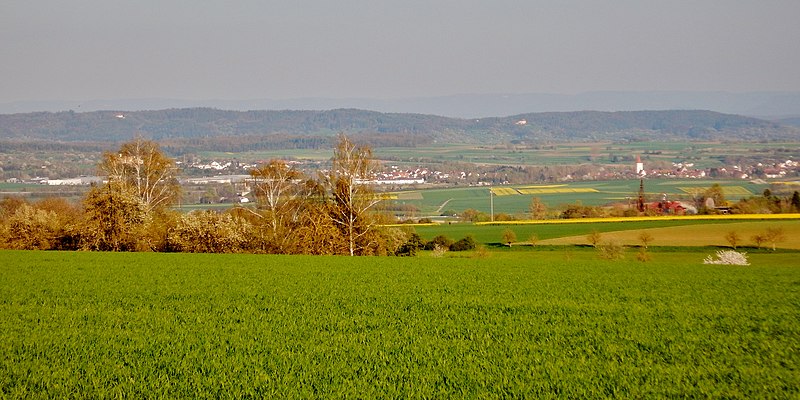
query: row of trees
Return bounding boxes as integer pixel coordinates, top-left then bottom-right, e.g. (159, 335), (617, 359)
(0, 136), (416, 256)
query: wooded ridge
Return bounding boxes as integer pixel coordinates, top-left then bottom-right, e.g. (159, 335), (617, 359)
(1, 108), (796, 150)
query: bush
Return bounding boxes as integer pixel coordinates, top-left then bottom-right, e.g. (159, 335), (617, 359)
(636, 248), (652, 262)
(587, 230), (602, 248)
(598, 240), (625, 260)
(472, 245), (490, 259)
(396, 233), (424, 256)
(430, 244), (448, 258)
(168, 211), (249, 253)
(424, 235), (453, 251)
(449, 235), (477, 251)
(703, 250), (750, 266)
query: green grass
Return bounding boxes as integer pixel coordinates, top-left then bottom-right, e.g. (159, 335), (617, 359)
(1, 250), (799, 398)
(412, 218), (762, 244)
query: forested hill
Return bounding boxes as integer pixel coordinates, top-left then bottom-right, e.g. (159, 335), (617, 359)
(0, 108), (795, 150)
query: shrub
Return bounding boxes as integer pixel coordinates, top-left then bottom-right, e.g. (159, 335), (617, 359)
(430, 244), (448, 258)
(424, 235), (453, 251)
(396, 233), (424, 256)
(587, 230), (602, 248)
(449, 235), (476, 251)
(703, 250), (750, 266)
(636, 248), (652, 262)
(598, 240), (625, 260)
(472, 245), (490, 259)
(168, 211), (249, 253)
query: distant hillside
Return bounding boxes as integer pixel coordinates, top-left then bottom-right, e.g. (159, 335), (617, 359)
(0, 108), (795, 151)
(3, 91), (800, 118)
(773, 116), (800, 128)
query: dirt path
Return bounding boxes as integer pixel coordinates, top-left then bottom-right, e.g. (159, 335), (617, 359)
(436, 198), (454, 214)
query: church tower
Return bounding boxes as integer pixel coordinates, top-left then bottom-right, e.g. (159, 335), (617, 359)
(635, 155), (645, 176)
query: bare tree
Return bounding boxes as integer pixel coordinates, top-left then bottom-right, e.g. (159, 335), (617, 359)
(587, 230), (603, 248)
(249, 160), (304, 251)
(764, 227), (786, 251)
(528, 233), (539, 247)
(99, 138), (180, 214)
(323, 134), (382, 256)
(502, 229), (517, 247)
(529, 197), (548, 219)
(751, 233), (766, 249)
(638, 231), (654, 249)
(724, 231), (741, 249)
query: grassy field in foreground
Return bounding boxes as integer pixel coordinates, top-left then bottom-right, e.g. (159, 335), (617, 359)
(1, 250), (799, 398)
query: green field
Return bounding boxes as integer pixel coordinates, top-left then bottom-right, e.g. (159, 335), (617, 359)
(412, 219), (800, 248)
(374, 141), (800, 169)
(190, 141), (800, 171)
(2, 250), (799, 397)
(390, 179), (772, 216)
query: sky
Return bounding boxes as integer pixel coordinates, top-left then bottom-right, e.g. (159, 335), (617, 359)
(2, 0), (799, 104)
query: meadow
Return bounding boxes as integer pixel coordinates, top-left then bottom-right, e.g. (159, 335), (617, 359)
(1, 249), (799, 398)
(412, 218), (800, 249)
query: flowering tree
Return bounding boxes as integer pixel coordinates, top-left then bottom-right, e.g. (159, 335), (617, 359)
(703, 250), (750, 265)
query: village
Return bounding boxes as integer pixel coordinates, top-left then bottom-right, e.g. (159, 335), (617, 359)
(8, 153), (798, 189)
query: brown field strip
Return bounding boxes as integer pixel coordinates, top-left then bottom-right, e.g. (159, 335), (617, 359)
(394, 191), (424, 200)
(678, 186), (753, 196)
(538, 221), (800, 249)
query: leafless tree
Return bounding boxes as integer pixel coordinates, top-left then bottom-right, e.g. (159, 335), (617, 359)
(323, 134), (382, 256)
(99, 138), (180, 214)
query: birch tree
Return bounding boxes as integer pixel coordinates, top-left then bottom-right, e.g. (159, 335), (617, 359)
(99, 138), (180, 214)
(249, 160), (303, 251)
(324, 134), (382, 256)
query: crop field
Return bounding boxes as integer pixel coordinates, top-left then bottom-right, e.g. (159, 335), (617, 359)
(413, 218), (800, 248)
(374, 141), (800, 169)
(536, 220), (800, 248)
(391, 179), (771, 216)
(1, 250), (799, 398)
(678, 186), (754, 196)
(490, 185), (600, 196)
(190, 141), (800, 171)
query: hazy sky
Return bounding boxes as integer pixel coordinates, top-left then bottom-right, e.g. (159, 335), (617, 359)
(2, 0), (799, 103)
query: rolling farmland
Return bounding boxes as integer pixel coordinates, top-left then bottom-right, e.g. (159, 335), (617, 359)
(391, 179), (772, 216)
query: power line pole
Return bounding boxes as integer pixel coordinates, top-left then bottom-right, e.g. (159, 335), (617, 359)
(490, 188), (494, 222)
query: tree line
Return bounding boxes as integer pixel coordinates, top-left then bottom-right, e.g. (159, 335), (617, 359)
(0, 135), (426, 256)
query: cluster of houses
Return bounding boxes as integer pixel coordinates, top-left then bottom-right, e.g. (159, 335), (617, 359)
(7, 156), (798, 190)
(634, 157), (799, 181)
(5, 176), (103, 186)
